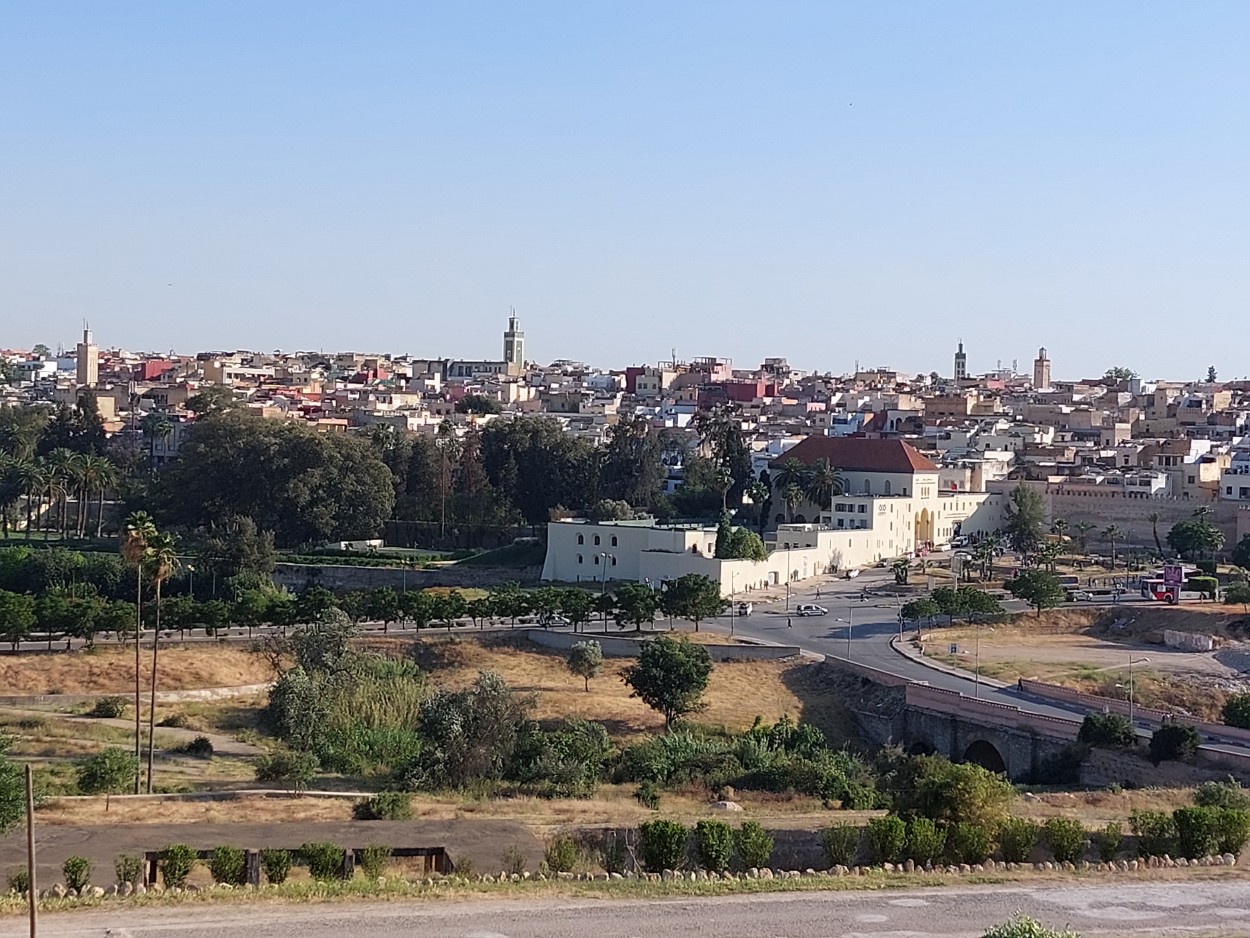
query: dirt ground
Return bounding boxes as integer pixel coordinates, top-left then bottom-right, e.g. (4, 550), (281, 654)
(0, 644), (274, 696)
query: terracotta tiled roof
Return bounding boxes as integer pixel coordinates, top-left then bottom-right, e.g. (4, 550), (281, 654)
(769, 436), (938, 473)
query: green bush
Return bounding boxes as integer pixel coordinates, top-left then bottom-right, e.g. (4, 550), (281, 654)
(734, 821), (774, 869)
(353, 790), (412, 821)
(1214, 808), (1250, 856)
(544, 836), (579, 873)
(904, 817), (945, 866)
(114, 854), (144, 887)
(255, 750), (319, 791)
(1188, 576), (1219, 598)
(182, 736), (214, 759)
(1097, 821), (1122, 862)
(981, 915), (1080, 938)
(358, 845), (392, 879)
(7, 867), (29, 894)
(865, 816), (906, 865)
(1077, 713), (1135, 748)
(208, 846), (247, 886)
(1149, 723), (1201, 765)
(87, 696), (127, 719)
(634, 781), (661, 810)
(639, 819), (689, 872)
(62, 855), (91, 892)
(1222, 695), (1250, 730)
(821, 823), (861, 867)
(157, 844), (198, 889)
(1195, 779), (1250, 810)
(1174, 806), (1219, 858)
(300, 842), (346, 882)
(999, 817), (1040, 863)
(694, 819), (734, 872)
(1043, 818), (1087, 864)
(502, 844), (526, 875)
(1130, 810), (1177, 857)
(946, 821), (995, 864)
(260, 849), (291, 885)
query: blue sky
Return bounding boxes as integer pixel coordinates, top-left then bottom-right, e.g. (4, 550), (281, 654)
(2, 2), (1248, 381)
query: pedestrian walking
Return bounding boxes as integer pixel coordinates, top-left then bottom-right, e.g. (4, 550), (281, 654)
(787, 617), (793, 628)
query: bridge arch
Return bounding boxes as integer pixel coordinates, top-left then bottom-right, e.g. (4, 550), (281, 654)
(962, 739), (1007, 775)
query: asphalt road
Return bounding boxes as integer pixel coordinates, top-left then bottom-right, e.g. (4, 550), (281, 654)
(10, 881), (1250, 937)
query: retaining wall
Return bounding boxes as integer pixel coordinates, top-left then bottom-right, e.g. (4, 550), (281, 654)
(273, 563), (543, 591)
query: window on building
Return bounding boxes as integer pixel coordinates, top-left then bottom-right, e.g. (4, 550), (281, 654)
(594, 555), (600, 564)
(577, 534), (584, 545)
(593, 535), (601, 545)
(611, 536), (618, 546)
(1188, 476), (1195, 484)
(611, 556), (617, 566)
(884, 480), (892, 495)
(577, 554), (583, 564)
(858, 505), (866, 514)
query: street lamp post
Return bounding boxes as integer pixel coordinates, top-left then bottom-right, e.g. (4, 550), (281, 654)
(784, 542), (793, 611)
(1127, 655), (1150, 724)
(729, 572), (736, 637)
(835, 608), (853, 659)
(599, 553), (614, 632)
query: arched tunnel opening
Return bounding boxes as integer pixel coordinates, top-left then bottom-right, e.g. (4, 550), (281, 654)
(962, 739), (1007, 775)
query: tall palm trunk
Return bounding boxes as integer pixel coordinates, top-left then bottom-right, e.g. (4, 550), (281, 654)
(24, 487), (33, 539)
(134, 566), (143, 793)
(96, 487), (106, 538)
(146, 580), (161, 793)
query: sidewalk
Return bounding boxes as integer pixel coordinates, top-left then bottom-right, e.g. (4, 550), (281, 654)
(888, 634), (1010, 690)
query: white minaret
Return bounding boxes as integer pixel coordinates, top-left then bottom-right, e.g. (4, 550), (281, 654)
(76, 324), (99, 388)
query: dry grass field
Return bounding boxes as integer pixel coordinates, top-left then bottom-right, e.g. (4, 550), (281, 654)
(0, 644), (273, 695)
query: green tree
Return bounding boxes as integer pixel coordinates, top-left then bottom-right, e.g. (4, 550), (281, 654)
(1007, 569), (1066, 616)
(0, 735), (24, 833)
(454, 393), (503, 416)
(566, 640), (604, 691)
(1223, 694), (1250, 730)
(890, 756), (1013, 830)
(623, 636), (713, 727)
(1232, 535), (1250, 571)
(185, 385), (240, 416)
(612, 581), (660, 632)
(1149, 723), (1201, 765)
(1226, 583), (1250, 614)
(143, 531), (179, 792)
(1003, 484), (1046, 555)
(0, 589), (35, 650)
(658, 573), (726, 633)
(1072, 521), (1096, 556)
(1103, 366), (1138, 384)
(558, 589), (595, 633)
(1101, 524), (1125, 569)
(900, 598), (940, 635)
(75, 747), (139, 811)
(254, 749), (319, 792)
(1167, 516), (1225, 562)
(1077, 713), (1136, 747)
(803, 458), (844, 517)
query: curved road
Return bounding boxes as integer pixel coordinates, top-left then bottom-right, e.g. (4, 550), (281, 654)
(9, 881), (1250, 937)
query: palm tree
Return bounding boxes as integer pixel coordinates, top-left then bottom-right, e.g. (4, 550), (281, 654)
(1146, 512), (1163, 558)
(1051, 518), (1068, 538)
(782, 484), (804, 524)
(13, 458), (40, 539)
(746, 479), (771, 532)
(1193, 504), (1213, 522)
(1102, 524), (1124, 570)
(1073, 522), (1096, 557)
(89, 456), (119, 538)
(144, 532), (179, 793)
(121, 510), (156, 792)
(774, 458), (810, 500)
(44, 448), (77, 537)
(804, 458), (844, 519)
(714, 468), (734, 514)
(140, 412), (174, 470)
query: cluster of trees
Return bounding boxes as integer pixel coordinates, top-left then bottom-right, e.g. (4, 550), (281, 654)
(771, 457), (844, 522)
(899, 586), (1004, 632)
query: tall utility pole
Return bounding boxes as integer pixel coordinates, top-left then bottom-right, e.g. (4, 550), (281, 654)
(25, 764), (36, 938)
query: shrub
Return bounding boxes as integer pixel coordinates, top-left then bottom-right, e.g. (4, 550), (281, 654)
(639, 819), (689, 872)
(300, 842), (346, 882)
(358, 845), (392, 880)
(734, 821), (774, 869)
(7, 867), (28, 894)
(1149, 723), (1201, 765)
(1223, 695), (1250, 730)
(1130, 810), (1177, 857)
(1096, 821), (1122, 862)
(255, 750), (319, 791)
(87, 696), (127, 719)
(62, 855), (91, 892)
(452, 856), (475, 879)
(904, 817), (945, 866)
(1188, 576), (1219, 599)
(207, 846), (247, 886)
(1214, 808), (1250, 856)
(158, 712), (190, 728)
(157, 844), (198, 888)
(1195, 778), (1250, 810)
(544, 836), (579, 874)
(821, 823), (861, 867)
(260, 848), (291, 885)
(946, 821), (995, 864)
(999, 817), (1040, 863)
(1077, 713), (1135, 748)
(353, 790), (412, 821)
(114, 854), (144, 887)
(1174, 806), (1219, 858)
(502, 844), (526, 875)
(1043, 818), (1087, 864)
(981, 915), (1080, 938)
(694, 819), (734, 872)
(634, 780), (660, 810)
(599, 832), (629, 875)
(865, 816), (906, 865)
(182, 736), (214, 759)
(890, 756), (1012, 830)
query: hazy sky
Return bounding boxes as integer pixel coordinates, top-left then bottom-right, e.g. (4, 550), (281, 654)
(3, 3), (1248, 381)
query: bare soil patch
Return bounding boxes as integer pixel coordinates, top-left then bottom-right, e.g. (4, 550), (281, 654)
(0, 644), (272, 696)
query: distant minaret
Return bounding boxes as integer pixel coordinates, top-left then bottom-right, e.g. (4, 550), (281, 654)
(76, 323), (99, 388)
(953, 341), (967, 382)
(1033, 347), (1051, 390)
(503, 311), (525, 376)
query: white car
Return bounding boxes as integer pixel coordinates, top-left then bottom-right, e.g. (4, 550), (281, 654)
(795, 603), (828, 617)
(1067, 590), (1092, 602)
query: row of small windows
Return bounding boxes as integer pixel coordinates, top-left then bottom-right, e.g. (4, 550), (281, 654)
(576, 533), (619, 546)
(576, 554), (617, 565)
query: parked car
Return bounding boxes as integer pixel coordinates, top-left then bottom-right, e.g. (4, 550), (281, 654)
(796, 603), (828, 617)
